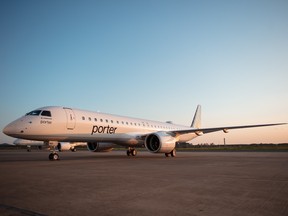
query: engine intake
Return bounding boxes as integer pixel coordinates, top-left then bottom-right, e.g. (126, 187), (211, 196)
(145, 132), (176, 153)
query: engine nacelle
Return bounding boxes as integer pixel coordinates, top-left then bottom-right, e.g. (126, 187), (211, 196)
(57, 142), (75, 151)
(145, 132), (176, 153)
(87, 142), (114, 152)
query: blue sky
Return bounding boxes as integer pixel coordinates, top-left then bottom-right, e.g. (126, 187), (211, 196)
(0, 0), (287, 144)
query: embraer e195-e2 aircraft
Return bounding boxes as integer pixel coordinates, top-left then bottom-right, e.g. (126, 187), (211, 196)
(3, 105), (286, 160)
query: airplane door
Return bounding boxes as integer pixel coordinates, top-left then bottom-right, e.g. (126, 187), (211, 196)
(64, 108), (75, 130)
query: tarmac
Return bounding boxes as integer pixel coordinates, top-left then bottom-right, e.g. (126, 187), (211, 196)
(0, 150), (288, 216)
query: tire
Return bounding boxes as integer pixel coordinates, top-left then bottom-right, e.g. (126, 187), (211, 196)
(131, 149), (137, 156)
(53, 153), (59, 160)
(170, 149), (176, 157)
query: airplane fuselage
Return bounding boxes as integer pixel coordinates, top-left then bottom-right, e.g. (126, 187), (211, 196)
(3, 106), (197, 147)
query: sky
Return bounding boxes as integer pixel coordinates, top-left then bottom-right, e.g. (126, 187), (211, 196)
(0, 0), (287, 145)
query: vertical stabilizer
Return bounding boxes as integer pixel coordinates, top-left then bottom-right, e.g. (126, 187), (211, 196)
(190, 105), (201, 128)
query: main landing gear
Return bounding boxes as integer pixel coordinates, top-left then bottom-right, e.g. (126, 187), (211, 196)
(127, 148), (137, 156)
(165, 149), (176, 157)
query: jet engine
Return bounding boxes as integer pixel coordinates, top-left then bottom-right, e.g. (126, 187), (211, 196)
(87, 142), (114, 152)
(57, 142), (76, 152)
(145, 132), (176, 153)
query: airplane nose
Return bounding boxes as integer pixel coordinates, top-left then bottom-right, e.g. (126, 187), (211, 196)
(3, 122), (19, 137)
(3, 124), (13, 136)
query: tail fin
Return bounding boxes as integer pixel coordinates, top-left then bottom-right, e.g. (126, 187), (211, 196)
(190, 105), (201, 128)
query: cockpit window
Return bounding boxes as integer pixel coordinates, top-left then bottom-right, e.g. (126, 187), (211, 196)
(41, 110), (52, 117)
(26, 110), (42, 116)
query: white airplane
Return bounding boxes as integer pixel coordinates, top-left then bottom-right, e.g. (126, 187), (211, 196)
(2, 105), (286, 160)
(13, 139), (46, 151)
(13, 138), (86, 152)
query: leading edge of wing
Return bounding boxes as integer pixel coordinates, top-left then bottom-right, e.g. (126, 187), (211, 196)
(170, 123), (287, 136)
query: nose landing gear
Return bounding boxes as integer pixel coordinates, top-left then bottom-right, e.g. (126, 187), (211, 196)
(48, 143), (60, 160)
(49, 152), (59, 160)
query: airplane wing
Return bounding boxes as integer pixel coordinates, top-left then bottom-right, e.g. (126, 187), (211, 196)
(170, 123), (286, 136)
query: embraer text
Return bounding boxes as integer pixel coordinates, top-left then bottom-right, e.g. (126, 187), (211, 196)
(91, 125), (117, 135)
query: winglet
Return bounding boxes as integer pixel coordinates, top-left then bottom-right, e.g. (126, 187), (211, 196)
(191, 105), (201, 128)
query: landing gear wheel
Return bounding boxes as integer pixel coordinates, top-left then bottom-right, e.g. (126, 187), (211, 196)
(127, 148), (137, 156)
(170, 149), (176, 157)
(53, 153), (59, 160)
(49, 153), (59, 161)
(165, 149), (176, 157)
(131, 149), (137, 156)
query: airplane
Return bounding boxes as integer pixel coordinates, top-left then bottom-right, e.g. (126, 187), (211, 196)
(2, 105), (286, 160)
(13, 138), (86, 152)
(13, 139), (45, 151)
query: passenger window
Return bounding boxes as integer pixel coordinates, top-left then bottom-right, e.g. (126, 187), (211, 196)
(89, 117), (91, 121)
(82, 116), (85, 120)
(41, 110), (51, 117)
(94, 118), (97, 122)
(106, 119), (108, 123)
(100, 119), (103, 122)
(111, 120), (113, 123)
